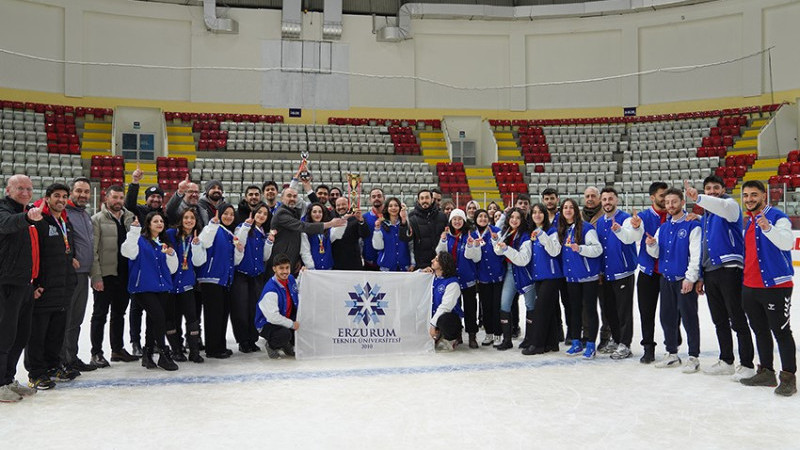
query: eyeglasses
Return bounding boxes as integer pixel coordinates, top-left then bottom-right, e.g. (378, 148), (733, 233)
(186, 190), (200, 195)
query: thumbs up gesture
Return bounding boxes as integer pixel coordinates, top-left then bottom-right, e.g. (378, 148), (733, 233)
(684, 180), (699, 202)
(629, 209), (641, 229)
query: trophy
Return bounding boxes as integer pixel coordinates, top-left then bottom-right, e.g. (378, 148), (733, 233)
(299, 150), (310, 181)
(346, 173), (363, 214)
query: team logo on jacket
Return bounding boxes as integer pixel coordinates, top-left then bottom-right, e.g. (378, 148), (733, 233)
(49, 225), (59, 237)
(345, 282), (388, 326)
(677, 229), (687, 239)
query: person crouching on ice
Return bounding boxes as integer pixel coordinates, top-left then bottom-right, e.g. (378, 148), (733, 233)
(255, 253), (299, 359)
(423, 251), (464, 352)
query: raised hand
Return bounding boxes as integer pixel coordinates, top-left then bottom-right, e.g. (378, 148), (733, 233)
(399, 207), (408, 222)
(467, 236), (475, 245)
(131, 216), (140, 228)
(27, 206), (43, 222)
(684, 180), (699, 202)
(245, 211), (254, 226)
(269, 229), (278, 240)
(440, 230), (447, 241)
(490, 232), (498, 240)
(755, 213), (771, 231)
(192, 230), (200, 245)
(330, 217), (347, 228)
(353, 209), (363, 221)
(211, 208), (220, 224)
(645, 232), (656, 246)
(132, 163), (143, 184)
(496, 241), (507, 251)
(178, 174), (191, 194)
(630, 209), (641, 229)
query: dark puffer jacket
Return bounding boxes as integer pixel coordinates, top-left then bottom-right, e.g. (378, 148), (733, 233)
(407, 202), (447, 269)
(32, 204), (77, 311)
(0, 196), (36, 286)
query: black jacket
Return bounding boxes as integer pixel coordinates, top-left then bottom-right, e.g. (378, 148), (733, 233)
(33, 213), (77, 310)
(332, 216), (370, 270)
(125, 183), (162, 223)
(407, 202), (447, 269)
(0, 196), (36, 286)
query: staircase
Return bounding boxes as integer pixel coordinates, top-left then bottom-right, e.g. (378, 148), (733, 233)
(125, 161), (157, 202)
(465, 167), (503, 208)
(420, 131), (449, 165)
(167, 124), (196, 163)
(728, 116), (773, 197)
(494, 131), (521, 163)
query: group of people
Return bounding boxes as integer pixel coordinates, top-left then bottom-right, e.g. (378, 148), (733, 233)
(0, 159), (796, 402)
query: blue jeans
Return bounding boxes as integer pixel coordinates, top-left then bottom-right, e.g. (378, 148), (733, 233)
(500, 265), (535, 312)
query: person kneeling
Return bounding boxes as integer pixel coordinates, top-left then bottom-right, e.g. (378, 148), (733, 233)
(424, 252), (463, 352)
(255, 253), (299, 359)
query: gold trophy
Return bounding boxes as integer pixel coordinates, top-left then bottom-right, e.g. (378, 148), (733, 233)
(346, 173), (363, 214)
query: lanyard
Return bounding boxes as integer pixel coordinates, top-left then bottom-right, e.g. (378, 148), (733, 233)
(181, 236), (191, 270)
(57, 217), (71, 255)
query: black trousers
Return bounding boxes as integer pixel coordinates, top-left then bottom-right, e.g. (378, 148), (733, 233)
(0, 284), (33, 385)
(172, 290), (201, 335)
(25, 308), (67, 379)
(637, 271), (661, 349)
(704, 267), (754, 367)
(61, 273), (90, 365)
(231, 272), (264, 345)
(132, 292), (171, 348)
(532, 279), (561, 348)
(567, 280), (599, 343)
(259, 323), (293, 350)
(435, 312), (463, 341)
(660, 279), (700, 357)
(477, 281), (502, 335)
(602, 275), (634, 347)
(596, 281), (611, 342)
(742, 286), (796, 374)
(90, 275), (130, 355)
(462, 284), (478, 334)
(200, 283), (231, 355)
(129, 295), (144, 345)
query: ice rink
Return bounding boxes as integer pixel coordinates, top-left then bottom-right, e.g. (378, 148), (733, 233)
(4, 276), (800, 449)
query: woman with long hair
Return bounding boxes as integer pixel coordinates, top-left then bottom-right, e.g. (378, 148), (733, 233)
(473, 208), (504, 346)
(465, 200), (480, 223)
(300, 202), (344, 270)
(486, 201), (500, 224)
(121, 211), (179, 371)
(440, 199), (456, 218)
(197, 203), (244, 359)
(522, 203), (563, 355)
(232, 202), (274, 354)
(436, 209), (481, 348)
(557, 198), (603, 359)
(372, 197), (415, 272)
(425, 251), (463, 352)
(165, 208), (206, 363)
(492, 207), (534, 350)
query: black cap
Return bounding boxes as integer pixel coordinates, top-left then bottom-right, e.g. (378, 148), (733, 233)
(145, 186), (165, 198)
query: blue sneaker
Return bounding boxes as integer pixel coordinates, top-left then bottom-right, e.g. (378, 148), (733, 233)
(565, 339), (583, 356)
(582, 342), (596, 360)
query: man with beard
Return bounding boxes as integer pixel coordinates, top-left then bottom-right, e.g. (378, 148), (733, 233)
(126, 165), (164, 223)
(197, 180), (225, 227)
(594, 187), (638, 360)
(89, 185), (138, 367)
(26, 183), (78, 389)
(582, 186), (611, 351)
(0, 175), (42, 402)
(331, 197), (370, 270)
(541, 188), (560, 223)
(685, 177), (754, 381)
(60, 177), (96, 374)
(541, 187), (569, 343)
(625, 181), (669, 363)
(269, 186), (346, 273)
(262, 181), (281, 216)
(315, 185), (331, 210)
(407, 189), (447, 270)
(431, 188), (443, 209)
(362, 188), (385, 271)
(166, 175), (201, 226)
(329, 187), (342, 207)
(236, 185), (264, 226)
(737, 180), (796, 396)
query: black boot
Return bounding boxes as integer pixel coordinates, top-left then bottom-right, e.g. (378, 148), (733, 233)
(155, 345), (179, 371)
(186, 333), (204, 363)
(519, 310), (535, 350)
(495, 312), (513, 351)
(141, 346), (157, 369)
(640, 344), (655, 364)
(167, 333), (187, 362)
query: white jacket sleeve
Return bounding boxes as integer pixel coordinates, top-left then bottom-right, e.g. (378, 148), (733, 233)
(646, 229), (660, 258)
(235, 224), (251, 248)
(166, 251), (179, 274)
(762, 217), (795, 251)
(430, 282), (461, 327)
(299, 233), (315, 269)
(120, 226), (141, 260)
(696, 195), (740, 223)
(199, 223), (219, 249)
(330, 225), (346, 242)
(409, 240), (416, 266)
(263, 238), (274, 261)
(624, 215), (645, 243)
(614, 217), (639, 245)
(685, 226), (702, 283)
(258, 291), (295, 329)
(191, 242), (207, 267)
(500, 239), (532, 266)
(541, 231), (562, 257)
(234, 239), (244, 266)
(372, 229), (385, 251)
(435, 237), (448, 254)
(465, 241), (481, 262)
(578, 229), (603, 258)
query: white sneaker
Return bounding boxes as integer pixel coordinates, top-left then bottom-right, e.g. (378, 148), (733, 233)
(7, 380), (36, 397)
(682, 356), (700, 374)
(0, 384), (22, 403)
(703, 360), (734, 376)
(436, 339), (455, 352)
(610, 343), (632, 360)
(481, 334), (494, 346)
(731, 365), (757, 382)
(494, 335), (502, 346)
(654, 353), (681, 368)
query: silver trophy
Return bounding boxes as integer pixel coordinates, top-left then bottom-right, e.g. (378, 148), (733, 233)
(299, 150), (310, 181)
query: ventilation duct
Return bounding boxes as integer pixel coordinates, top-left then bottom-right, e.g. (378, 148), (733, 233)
(203, 0), (239, 33)
(323, 0), (343, 40)
(282, 0), (303, 39)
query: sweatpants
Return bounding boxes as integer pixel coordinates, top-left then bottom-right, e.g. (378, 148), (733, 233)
(461, 285), (479, 334)
(259, 323), (293, 350)
(231, 272), (264, 346)
(602, 274), (635, 347)
(0, 284), (33, 385)
(131, 292), (172, 349)
(567, 280), (599, 343)
(25, 308), (67, 379)
(659, 278), (700, 357)
(200, 283), (231, 355)
(435, 312), (463, 341)
(531, 278), (561, 348)
(90, 275), (130, 355)
(61, 273), (90, 365)
(477, 281), (502, 336)
(637, 271), (661, 349)
(742, 286), (796, 374)
(704, 267), (753, 367)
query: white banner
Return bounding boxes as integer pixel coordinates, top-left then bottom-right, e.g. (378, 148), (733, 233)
(296, 270), (435, 360)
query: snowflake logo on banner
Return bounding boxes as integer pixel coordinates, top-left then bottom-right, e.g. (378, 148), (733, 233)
(345, 282), (387, 326)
